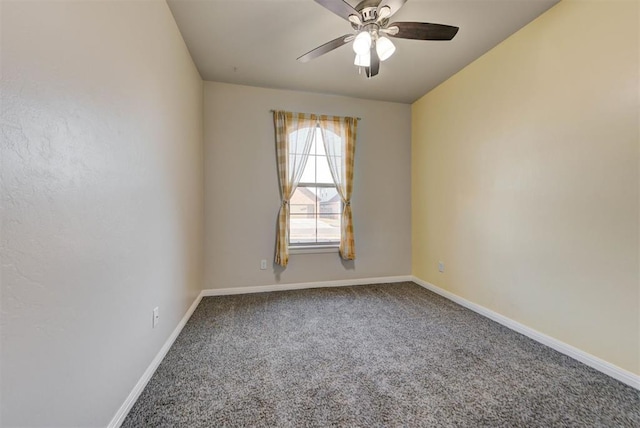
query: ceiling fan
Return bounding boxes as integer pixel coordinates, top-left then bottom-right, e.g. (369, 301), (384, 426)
(298, 0), (459, 78)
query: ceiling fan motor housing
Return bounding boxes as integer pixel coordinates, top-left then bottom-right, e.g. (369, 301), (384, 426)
(351, 0), (390, 30)
(355, 0), (382, 13)
(361, 6), (378, 22)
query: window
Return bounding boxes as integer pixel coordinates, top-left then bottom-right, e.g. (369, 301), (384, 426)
(289, 126), (341, 247)
(273, 110), (357, 267)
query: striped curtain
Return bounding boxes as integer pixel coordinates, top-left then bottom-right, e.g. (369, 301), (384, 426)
(273, 111), (317, 267)
(318, 115), (358, 260)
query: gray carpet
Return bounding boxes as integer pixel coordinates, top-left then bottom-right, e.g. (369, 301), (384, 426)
(123, 282), (639, 427)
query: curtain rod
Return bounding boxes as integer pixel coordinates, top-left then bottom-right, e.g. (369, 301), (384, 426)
(270, 110), (361, 121)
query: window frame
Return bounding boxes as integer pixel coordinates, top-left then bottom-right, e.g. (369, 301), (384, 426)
(288, 126), (341, 252)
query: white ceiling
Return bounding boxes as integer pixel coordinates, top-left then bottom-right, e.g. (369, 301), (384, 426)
(167, 0), (559, 103)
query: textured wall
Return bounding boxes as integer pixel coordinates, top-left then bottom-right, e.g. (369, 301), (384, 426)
(412, 0), (639, 374)
(1, 1), (203, 426)
(204, 82), (411, 289)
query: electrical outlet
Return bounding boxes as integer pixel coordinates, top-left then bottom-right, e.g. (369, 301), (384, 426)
(260, 259), (267, 270)
(438, 261), (445, 273)
(153, 307), (159, 328)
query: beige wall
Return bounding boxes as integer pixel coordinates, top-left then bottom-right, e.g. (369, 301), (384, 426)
(412, 0), (639, 374)
(1, 1), (203, 426)
(204, 82), (411, 289)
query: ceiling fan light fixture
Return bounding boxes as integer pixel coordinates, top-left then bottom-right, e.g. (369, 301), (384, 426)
(376, 36), (396, 61)
(354, 52), (370, 67)
(352, 31), (372, 55)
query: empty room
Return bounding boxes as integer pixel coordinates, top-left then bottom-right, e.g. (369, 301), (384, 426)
(1, 0), (638, 426)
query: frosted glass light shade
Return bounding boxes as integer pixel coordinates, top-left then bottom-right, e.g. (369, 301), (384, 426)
(376, 36), (396, 61)
(354, 52), (370, 67)
(352, 31), (372, 55)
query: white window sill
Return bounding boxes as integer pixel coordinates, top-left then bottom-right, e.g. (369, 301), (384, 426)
(289, 245), (339, 254)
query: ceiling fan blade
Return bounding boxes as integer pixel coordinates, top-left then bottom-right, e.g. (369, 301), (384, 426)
(369, 43), (380, 77)
(388, 22), (459, 41)
(377, 0), (407, 19)
(297, 34), (353, 63)
(314, 0), (359, 22)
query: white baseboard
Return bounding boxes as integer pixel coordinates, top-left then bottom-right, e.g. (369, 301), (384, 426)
(201, 275), (413, 296)
(107, 292), (204, 428)
(411, 276), (640, 391)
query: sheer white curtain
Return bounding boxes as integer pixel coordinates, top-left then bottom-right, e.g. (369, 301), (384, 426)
(273, 111), (317, 267)
(319, 115), (358, 260)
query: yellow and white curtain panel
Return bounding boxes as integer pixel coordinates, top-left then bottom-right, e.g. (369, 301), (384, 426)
(273, 110), (358, 267)
(318, 115), (357, 261)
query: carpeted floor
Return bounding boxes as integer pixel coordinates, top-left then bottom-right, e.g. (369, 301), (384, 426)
(123, 282), (639, 427)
